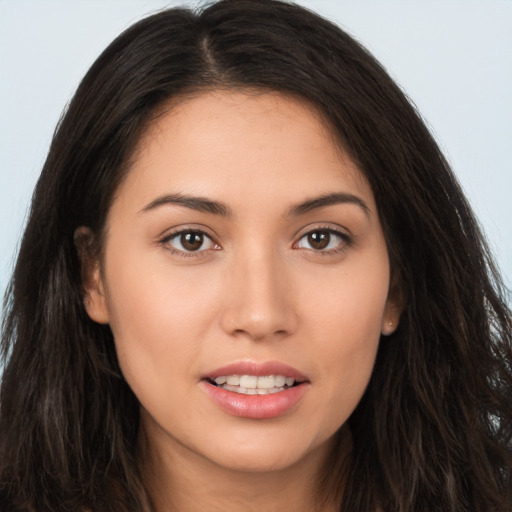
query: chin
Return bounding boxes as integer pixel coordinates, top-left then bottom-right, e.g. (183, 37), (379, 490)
(197, 429), (333, 475)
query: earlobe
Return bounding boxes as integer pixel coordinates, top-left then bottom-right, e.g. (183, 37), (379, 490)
(83, 262), (110, 324)
(74, 227), (110, 324)
(381, 301), (403, 336)
(381, 315), (398, 336)
(381, 271), (406, 336)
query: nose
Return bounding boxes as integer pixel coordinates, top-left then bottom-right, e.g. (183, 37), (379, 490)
(220, 248), (298, 342)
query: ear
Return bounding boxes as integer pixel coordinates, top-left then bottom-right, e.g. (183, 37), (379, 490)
(381, 271), (406, 336)
(74, 227), (110, 324)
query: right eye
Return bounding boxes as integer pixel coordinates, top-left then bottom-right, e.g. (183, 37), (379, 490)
(162, 229), (219, 255)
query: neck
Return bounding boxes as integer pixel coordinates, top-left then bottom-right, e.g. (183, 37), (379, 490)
(137, 417), (350, 512)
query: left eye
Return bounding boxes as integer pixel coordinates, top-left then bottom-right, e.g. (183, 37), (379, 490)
(165, 230), (217, 252)
(296, 229), (346, 251)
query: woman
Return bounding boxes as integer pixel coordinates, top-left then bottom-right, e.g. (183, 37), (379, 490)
(1, 1), (510, 510)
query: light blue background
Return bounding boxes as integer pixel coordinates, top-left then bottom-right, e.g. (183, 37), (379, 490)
(1, 0), (511, 310)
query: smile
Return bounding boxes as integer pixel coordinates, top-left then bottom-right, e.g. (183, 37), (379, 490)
(201, 362), (309, 419)
(210, 375), (297, 395)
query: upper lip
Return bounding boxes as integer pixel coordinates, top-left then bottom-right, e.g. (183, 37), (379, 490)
(202, 360), (309, 382)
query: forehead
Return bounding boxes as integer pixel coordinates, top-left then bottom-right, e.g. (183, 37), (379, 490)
(116, 90), (374, 214)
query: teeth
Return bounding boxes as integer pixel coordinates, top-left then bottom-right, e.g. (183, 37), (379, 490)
(256, 375), (276, 388)
(211, 374), (298, 394)
(240, 375), (258, 389)
(226, 375), (240, 386)
(275, 375), (286, 387)
(222, 384), (287, 395)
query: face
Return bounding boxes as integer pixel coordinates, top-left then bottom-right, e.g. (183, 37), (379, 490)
(84, 90), (401, 476)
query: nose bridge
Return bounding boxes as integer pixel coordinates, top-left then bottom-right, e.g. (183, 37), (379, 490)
(221, 242), (296, 340)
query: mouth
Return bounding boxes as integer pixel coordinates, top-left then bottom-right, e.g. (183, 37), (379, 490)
(206, 374), (303, 395)
(201, 361), (310, 419)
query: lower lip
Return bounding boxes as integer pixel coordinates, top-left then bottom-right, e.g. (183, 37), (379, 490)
(200, 381), (309, 419)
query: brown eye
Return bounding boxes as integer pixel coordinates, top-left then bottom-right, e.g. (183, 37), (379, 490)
(296, 229), (348, 252)
(165, 230), (217, 253)
(181, 232), (204, 251)
(307, 231), (330, 250)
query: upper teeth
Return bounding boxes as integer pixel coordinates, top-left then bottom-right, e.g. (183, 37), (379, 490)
(214, 375), (295, 389)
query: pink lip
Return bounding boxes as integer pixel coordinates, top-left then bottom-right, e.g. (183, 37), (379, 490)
(202, 360), (309, 381)
(200, 360), (310, 419)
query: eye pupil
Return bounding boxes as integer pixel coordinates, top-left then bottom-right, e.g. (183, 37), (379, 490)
(308, 231), (330, 250)
(181, 232), (203, 251)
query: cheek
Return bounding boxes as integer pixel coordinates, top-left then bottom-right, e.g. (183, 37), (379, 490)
(303, 252), (389, 345)
(301, 258), (388, 429)
(101, 249), (222, 396)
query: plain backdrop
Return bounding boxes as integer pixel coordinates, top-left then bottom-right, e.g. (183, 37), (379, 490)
(1, 0), (511, 312)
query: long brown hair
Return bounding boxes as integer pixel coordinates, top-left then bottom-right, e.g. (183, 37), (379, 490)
(1, 1), (511, 510)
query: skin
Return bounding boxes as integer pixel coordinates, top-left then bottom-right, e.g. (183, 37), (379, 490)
(83, 90), (402, 511)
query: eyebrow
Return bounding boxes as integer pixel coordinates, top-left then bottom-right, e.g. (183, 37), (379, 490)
(288, 192), (370, 217)
(140, 193), (231, 216)
(140, 191), (370, 218)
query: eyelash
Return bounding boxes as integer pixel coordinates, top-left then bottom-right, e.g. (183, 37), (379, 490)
(294, 226), (352, 255)
(159, 229), (219, 258)
(159, 226), (351, 258)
